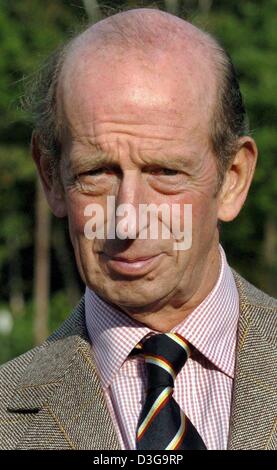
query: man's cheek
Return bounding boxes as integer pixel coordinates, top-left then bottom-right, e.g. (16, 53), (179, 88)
(65, 194), (90, 236)
(175, 195), (201, 230)
(192, 199), (218, 243)
(66, 207), (86, 237)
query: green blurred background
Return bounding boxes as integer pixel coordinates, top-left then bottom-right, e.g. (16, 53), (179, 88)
(0, 0), (276, 364)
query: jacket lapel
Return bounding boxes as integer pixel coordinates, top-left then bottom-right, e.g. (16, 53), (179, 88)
(228, 272), (277, 449)
(7, 297), (121, 450)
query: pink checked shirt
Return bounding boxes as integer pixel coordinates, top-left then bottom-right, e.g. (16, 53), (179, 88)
(85, 245), (239, 450)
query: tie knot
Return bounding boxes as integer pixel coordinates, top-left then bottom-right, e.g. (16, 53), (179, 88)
(141, 333), (191, 389)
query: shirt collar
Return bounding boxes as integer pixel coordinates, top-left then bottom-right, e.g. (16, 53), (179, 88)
(85, 245), (239, 388)
(85, 290), (153, 389)
(172, 246), (239, 378)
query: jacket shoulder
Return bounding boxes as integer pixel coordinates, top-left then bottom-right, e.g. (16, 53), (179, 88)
(232, 269), (277, 307)
(0, 298), (86, 449)
(232, 269), (277, 344)
(0, 298), (85, 399)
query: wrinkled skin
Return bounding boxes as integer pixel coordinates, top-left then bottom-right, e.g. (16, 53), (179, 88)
(33, 9), (257, 331)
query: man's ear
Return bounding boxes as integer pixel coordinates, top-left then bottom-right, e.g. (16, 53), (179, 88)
(31, 132), (67, 218)
(217, 136), (258, 222)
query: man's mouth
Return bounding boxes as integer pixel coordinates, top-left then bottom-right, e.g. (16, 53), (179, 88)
(100, 253), (164, 276)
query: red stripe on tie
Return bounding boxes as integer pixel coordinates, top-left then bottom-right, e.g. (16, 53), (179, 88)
(174, 417), (188, 450)
(137, 392), (172, 441)
(146, 354), (176, 374)
(174, 333), (191, 349)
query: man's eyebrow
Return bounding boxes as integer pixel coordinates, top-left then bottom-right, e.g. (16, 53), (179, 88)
(66, 150), (115, 174)
(141, 154), (195, 169)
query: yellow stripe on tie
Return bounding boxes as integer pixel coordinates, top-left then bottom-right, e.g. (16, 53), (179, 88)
(166, 333), (191, 358)
(144, 355), (176, 380)
(165, 411), (186, 450)
(137, 387), (173, 440)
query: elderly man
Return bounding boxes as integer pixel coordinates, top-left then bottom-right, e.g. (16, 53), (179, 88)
(0, 8), (276, 451)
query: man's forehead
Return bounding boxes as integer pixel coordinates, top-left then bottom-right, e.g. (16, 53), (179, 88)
(58, 9), (217, 134)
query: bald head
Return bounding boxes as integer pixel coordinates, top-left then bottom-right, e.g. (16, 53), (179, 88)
(67, 8), (216, 55)
(62, 8), (218, 90)
(28, 8), (248, 185)
(59, 8), (218, 153)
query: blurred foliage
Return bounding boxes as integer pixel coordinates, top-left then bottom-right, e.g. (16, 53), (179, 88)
(0, 291), (73, 364)
(0, 0), (276, 364)
(192, 0), (277, 289)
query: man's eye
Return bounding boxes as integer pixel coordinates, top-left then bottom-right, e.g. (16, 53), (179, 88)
(150, 168), (179, 176)
(80, 167), (113, 177)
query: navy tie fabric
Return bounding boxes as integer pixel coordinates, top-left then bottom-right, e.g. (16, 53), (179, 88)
(135, 333), (207, 450)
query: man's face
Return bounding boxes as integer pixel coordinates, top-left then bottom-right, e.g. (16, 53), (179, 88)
(58, 45), (221, 314)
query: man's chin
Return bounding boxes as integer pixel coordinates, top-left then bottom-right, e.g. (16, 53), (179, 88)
(94, 287), (173, 316)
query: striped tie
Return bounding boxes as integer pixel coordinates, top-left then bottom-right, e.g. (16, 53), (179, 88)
(135, 333), (207, 450)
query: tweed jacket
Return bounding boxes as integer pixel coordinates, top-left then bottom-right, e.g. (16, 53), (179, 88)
(0, 270), (276, 450)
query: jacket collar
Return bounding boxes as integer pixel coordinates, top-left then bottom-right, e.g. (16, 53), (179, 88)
(7, 297), (89, 411)
(7, 297), (121, 449)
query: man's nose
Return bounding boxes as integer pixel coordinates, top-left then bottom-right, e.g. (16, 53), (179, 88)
(114, 170), (142, 240)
